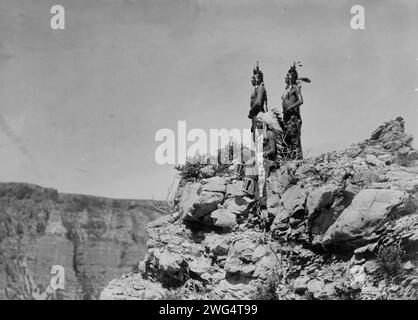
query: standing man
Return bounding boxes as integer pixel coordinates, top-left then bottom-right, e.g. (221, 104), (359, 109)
(248, 62), (267, 141)
(246, 62), (268, 198)
(281, 61), (309, 160)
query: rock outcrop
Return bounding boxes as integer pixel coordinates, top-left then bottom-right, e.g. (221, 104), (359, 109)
(0, 183), (168, 300)
(101, 117), (418, 300)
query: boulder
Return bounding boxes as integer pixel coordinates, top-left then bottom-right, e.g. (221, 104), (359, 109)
(211, 209), (237, 230)
(224, 257), (242, 274)
(252, 255), (276, 279)
(223, 197), (251, 216)
(385, 167), (418, 193)
(293, 276), (310, 294)
(272, 185), (307, 227)
(323, 189), (414, 249)
(403, 261), (415, 272)
(306, 184), (340, 216)
(181, 177), (227, 221)
(201, 177), (227, 193)
(193, 178), (226, 218)
(345, 144), (363, 158)
(251, 245), (268, 263)
(377, 214), (418, 253)
(408, 150), (418, 161)
(363, 260), (379, 274)
(306, 184), (342, 245)
(369, 117), (413, 152)
(200, 165), (215, 178)
(281, 185), (307, 218)
(377, 154), (393, 164)
(225, 181), (246, 198)
(203, 233), (229, 257)
(177, 183), (201, 218)
(365, 155), (384, 167)
(232, 238), (258, 263)
(224, 257), (256, 277)
(240, 264), (257, 277)
(200, 272), (212, 284)
(351, 169), (379, 187)
(188, 257), (212, 276)
(394, 147), (412, 166)
(147, 219), (185, 244)
(347, 265), (366, 290)
(269, 167), (293, 195)
(306, 279), (325, 298)
(294, 163), (320, 183)
(158, 250), (184, 273)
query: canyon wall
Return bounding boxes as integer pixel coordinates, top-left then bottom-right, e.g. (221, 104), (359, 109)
(0, 183), (168, 299)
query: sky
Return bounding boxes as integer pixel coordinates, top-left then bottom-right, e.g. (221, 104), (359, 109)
(0, 0), (417, 200)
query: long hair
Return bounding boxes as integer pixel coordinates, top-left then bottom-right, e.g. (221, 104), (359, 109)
(253, 61), (264, 83)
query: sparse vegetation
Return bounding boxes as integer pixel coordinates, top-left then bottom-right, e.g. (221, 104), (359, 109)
(212, 163), (230, 177)
(175, 142), (250, 182)
(252, 269), (281, 300)
(376, 241), (405, 280)
(175, 161), (205, 182)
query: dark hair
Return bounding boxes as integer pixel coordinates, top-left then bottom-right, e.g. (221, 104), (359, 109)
(254, 71), (263, 83)
(287, 66), (298, 84)
(253, 62), (264, 83)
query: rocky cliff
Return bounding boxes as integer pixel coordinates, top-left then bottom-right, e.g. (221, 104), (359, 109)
(0, 183), (168, 300)
(101, 117), (418, 300)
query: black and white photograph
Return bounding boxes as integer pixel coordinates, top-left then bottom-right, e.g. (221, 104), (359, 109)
(0, 0), (417, 307)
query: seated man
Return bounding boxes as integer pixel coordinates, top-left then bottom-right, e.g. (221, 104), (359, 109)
(257, 108), (286, 163)
(263, 127), (277, 178)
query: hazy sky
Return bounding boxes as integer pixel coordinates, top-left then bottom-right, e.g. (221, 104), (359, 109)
(0, 0), (417, 200)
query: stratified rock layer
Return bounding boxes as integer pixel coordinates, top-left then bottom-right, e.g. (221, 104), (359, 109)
(0, 183), (167, 300)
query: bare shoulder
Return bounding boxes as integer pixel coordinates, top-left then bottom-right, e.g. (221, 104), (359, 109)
(257, 84), (266, 93)
(291, 84), (301, 93)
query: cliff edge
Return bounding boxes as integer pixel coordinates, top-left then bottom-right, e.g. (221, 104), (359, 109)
(101, 117), (418, 300)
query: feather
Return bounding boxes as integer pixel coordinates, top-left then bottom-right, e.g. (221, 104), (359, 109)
(298, 77), (311, 83)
